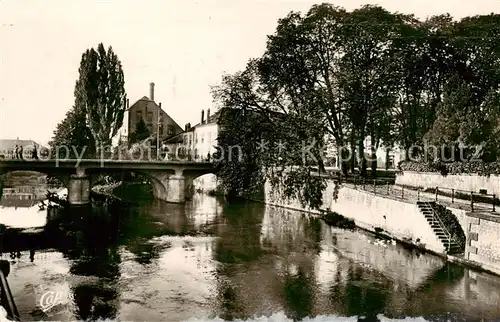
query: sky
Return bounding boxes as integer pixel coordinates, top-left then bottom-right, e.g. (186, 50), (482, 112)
(1, 0), (499, 146)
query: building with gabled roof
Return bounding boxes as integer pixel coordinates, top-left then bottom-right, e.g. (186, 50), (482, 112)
(117, 82), (183, 146)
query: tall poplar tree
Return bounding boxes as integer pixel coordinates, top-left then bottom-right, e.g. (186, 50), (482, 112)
(75, 43), (126, 148)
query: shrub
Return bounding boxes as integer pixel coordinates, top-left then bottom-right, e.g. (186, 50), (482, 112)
(399, 160), (500, 177)
(433, 204), (466, 252)
(320, 210), (355, 229)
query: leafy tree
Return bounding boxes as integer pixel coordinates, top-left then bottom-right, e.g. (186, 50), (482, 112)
(213, 4), (500, 205)
(49, 105), (94, 158)
(213, 108), (269, 199)
(337, 5), (408, 176)
(129, 118), (150, 144)
(75, 43), (126, 148)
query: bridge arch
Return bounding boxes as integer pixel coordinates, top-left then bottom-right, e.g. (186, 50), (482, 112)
(192, 173), (218, 193)
(0, 159), (215, 204)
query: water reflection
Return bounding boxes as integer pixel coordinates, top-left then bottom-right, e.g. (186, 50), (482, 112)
(2, 192), (500, 321)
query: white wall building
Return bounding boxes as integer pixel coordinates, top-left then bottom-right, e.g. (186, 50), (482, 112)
(193, 109), (219, 161)
(164, 108), (219, 162)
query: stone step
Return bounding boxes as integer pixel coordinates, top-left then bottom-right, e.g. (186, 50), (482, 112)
(417, 201), (435, 205)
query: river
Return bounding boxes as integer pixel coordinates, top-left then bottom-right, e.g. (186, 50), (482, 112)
(1, 191), (500, 321)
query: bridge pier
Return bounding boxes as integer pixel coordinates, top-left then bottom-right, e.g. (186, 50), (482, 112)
(148, 170), (195, 204)
(0, 160), (214, 205)
(67, 168), (90, 206)
(0, 173), (5, 201)
(154, 174), (194, 203)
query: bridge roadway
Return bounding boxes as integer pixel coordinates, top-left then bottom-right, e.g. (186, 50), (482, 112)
(0, 159), (215, 205)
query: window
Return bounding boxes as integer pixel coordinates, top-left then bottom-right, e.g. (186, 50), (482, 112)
(147, 112), (153, 123)
(136, 111), (142, 120)
(167, 125), (174, 136)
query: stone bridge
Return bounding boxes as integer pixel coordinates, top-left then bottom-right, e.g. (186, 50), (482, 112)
(0, 159), (215, 205)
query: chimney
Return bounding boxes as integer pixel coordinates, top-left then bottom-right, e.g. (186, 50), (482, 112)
(159, 102), (162, 109)
(207, 108), (211, 123)
(126, 99), (129, 109)
(150, 82), (155, 101)
(201, 109), (205, 124)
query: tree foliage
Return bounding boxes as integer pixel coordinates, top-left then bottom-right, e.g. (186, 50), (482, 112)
(213, 4), (500, 207)
(48, 105), (95, 158)
(129, 118), (151, 144)
(75, 43), (126, 147)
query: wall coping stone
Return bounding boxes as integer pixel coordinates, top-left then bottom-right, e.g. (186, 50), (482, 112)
(398, 170), (500, 178)
(466, 211), (500, 223)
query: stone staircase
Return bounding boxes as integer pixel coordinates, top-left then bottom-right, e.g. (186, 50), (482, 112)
(417, 201), (462, 254)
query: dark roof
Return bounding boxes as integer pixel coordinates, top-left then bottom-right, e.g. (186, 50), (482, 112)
(190, 110), (221, 129)
(162, 110), (221, 144)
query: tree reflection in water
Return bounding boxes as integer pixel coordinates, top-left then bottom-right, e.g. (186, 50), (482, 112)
(214, 201), (265, 264)
(284, 267), (314, 321)
(56, 205), (121, 321)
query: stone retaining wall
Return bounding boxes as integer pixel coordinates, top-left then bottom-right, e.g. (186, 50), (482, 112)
(264, 180), (445, 253)
(466, 212), (500, 275)
(396, 171), (500, 195)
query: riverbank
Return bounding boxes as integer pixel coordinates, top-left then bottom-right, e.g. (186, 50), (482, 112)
(261, 179), (500, 277)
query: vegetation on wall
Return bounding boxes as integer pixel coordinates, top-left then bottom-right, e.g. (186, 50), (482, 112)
(399, 160), (500, 177)
(434, 204), (466, 252)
